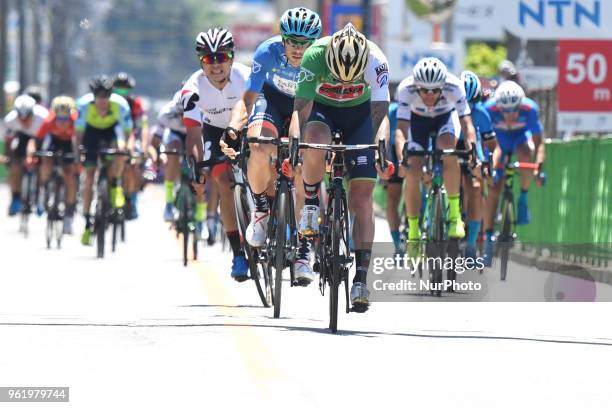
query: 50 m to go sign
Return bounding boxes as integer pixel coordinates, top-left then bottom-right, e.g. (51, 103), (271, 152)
(565, 52), (608, 85)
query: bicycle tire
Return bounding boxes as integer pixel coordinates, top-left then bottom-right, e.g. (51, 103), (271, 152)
(192, 229), (198, 261)
(182, 188), (190, 267)
(96, 179), (108, 259)
(329, 191), (342, 333)
(429, 190), (444, 297)
(272, 182), (289, 318)
(233, 184), (269, 307)
(499, 199), (513, 281)
(112, 218), (118, 253)
(46, 220), (53, 249)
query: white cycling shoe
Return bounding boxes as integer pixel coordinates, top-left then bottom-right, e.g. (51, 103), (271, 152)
(350, 282), (370, 312)
(246, 211), (268, 248)
(294, 258), (314, 286)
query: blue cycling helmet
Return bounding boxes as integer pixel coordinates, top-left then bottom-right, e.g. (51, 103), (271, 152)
(280, 7), (322, 40)
(460, 70), (481, 103)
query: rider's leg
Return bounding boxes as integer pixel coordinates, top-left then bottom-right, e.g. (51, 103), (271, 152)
(437, 132), (464, 238)
(404, 155), (424, 241)
(40, 157), (53, 184)
(483, 145), (503, 265)
(348, 179), (376, 284)
(162, 138), (181, 220)
(298, 121), (330, 237)
(386, 181), (403, 253)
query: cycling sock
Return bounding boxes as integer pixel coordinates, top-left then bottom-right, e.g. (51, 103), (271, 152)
(131, 192), (138, 205)
(84, 214), (92, 229)
(297, 237), (310, 260)
(519, 189), (528, 204)
(195, 203), (206, 222)
(390, 230), (401, 252)
(303, 181), (320, 207)
(353, 250), (371, 284)
(486, 229), (494, 242)
(408, 216), (420, 241)
(207, 214), (216, 232)
(448, 194), (461, 221)
(164, 181), (174, 203)
(226, 230), (244, 258)
(467, 220), (481, 247)
(252, 191), (269, 212)
(111, 177), (120, 188)
(12, 191), (20, 200)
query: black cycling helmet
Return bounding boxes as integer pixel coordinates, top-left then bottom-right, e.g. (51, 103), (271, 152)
(113, 72), (136, 89)
(89, 75), (114, 95)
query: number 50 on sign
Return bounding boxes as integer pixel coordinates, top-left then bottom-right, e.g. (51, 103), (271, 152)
(558, 40), (612, 131)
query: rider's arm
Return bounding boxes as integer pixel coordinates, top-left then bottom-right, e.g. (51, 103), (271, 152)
(289, 97), (313, 141)
(527, 103), (546, 166)
(186, 125), (204, 162)
(371, 101), (390, 145)
(395, 120), (409, 163)
(228, 90), (259, 131)
(180, 79), (205, 162)
(459, 115), (477, 150)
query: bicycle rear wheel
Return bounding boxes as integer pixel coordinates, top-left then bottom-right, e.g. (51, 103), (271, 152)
(499, 199), (513, 281)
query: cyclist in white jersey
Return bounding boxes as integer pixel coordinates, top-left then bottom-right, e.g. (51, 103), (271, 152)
(3, 94), (49, 215)
(181, 27), (251, 281)
(395, 57), (478, 252)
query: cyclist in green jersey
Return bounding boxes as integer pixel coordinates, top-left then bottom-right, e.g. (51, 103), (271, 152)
(76, 75), (133, 245)
(288, 23), (393, 310)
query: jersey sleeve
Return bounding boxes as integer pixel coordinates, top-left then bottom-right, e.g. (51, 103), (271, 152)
(113, 95), (134, 133)
(364, 43), (390, 102)
(526, 101), (543, 135)
(473, 105), (494, 138)
(36, 115), (53, 139)
(246, 42), (272, 94)
(454, 86), (471, 117)
(74, 94), (92, 132)
(294, 45), (324, 101)
(180, 71), (203, 128)
(3, 111), (18, 136)
(395, 78), (412, 122)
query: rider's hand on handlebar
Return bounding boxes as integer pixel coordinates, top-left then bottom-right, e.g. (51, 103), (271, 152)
(190, 161), (207, 196)
(221, 127), (240, 160)
(375, 160), (395, 180)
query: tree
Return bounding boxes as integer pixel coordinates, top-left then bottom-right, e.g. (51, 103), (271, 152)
(464, 42), (507, 78)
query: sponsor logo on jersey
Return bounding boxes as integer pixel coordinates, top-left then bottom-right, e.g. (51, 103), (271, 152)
(272, 74), (296, 96)
(375, 63), (389, 87)
(296, 67), (315, 83)
(317, 83), (366, 101)
(181, 90), (200, 112)
(356, 155), (368, 166)
(252, 60), (262, 74)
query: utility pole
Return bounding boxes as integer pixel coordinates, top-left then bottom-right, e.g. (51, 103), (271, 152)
(0, 0), (8, 114)
(18, 0), (27, 93)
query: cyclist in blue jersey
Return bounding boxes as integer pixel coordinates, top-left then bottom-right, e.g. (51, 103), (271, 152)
(384, 102), (405, 255)
(483, 80), (546, 264)
(459, 71), (496, 260)
(223, 7), (322, 284)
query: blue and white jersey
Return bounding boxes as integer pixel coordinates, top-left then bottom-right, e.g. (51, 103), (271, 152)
(484, 97), (543, 138)
(460, 101), (494, 142)
(246, 36), (301, 97)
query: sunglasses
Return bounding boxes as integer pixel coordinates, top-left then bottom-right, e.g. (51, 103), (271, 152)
(418, 87), (442, 95)
(56, 114), (72, 122)
(282, 36), (314, 49)
(94, 90), (112, 98)
(200, 52), (233, 65)
(501, 107), (519, 114)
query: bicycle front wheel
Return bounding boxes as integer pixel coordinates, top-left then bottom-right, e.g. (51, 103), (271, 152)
(329, 192), (342, 333)
(499, 199), (514, 281)
(272, 182), (290, 318)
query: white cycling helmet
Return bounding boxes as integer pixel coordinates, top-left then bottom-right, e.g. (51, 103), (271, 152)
(495, 80), (525, 110)
(13, 94), (37, 118)
(196, 27), (234, 55)
(413, 57), (447, 89)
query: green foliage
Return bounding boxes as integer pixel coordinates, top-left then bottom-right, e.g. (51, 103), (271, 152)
(464, 43), (507, 77)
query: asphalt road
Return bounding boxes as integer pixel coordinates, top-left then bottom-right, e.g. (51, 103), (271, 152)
(1, 184), (611, 407)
